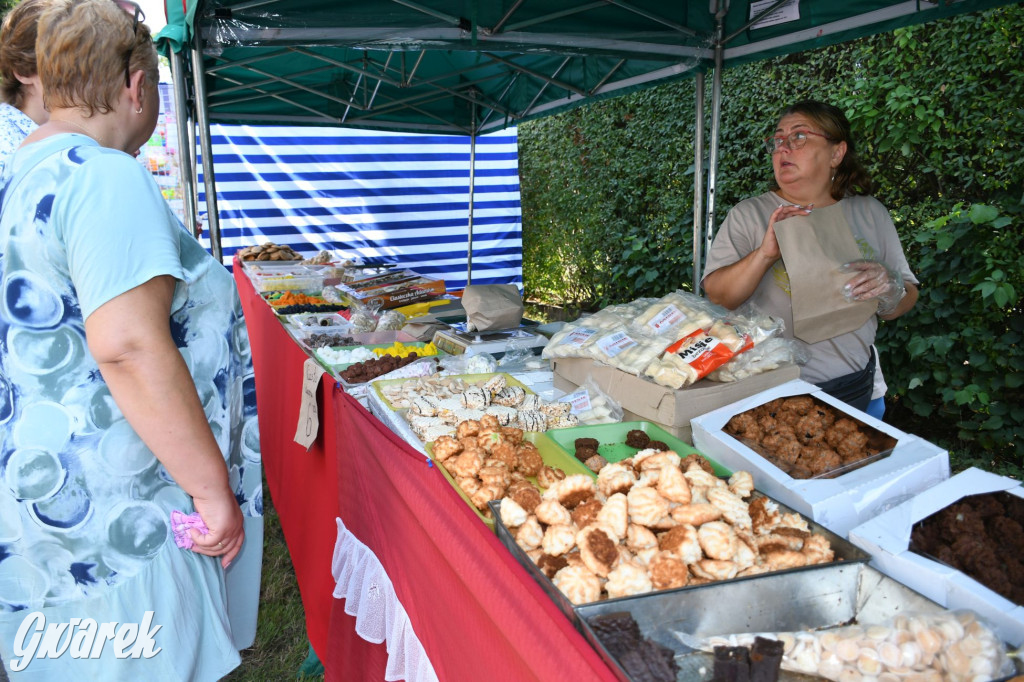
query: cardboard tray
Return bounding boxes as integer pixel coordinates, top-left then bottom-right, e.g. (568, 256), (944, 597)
(551, 357), (800, 444)
(692, 379), (949, 538)
(848, 467), (1024, 647)
(371, 372), (530, 411)
(489, 492), (870, 626)
(724, 393), (898, 480)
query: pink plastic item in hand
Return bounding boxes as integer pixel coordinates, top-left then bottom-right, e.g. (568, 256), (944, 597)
(171, 509), (210, 549)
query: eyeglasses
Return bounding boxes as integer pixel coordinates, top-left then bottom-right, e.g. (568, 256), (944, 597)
(763, 130), (832, 154)
(113, 0), (145, 88)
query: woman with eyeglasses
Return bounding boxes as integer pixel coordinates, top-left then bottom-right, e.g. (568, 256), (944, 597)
(0, 1), (261, 679)
(0, 0), (52, 177)
(703, 100), (919, 415)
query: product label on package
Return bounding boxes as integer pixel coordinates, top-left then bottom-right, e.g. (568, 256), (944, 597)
(676, 334), (720, 362)
(564, 388), (592, 414)
(595, 331), (638, 358)
(646, 304), (686, 333)
(564, 326), (598, 347)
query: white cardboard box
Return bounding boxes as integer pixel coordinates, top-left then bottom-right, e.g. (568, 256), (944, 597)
(691, 379), (950, 538)
(848, 467), (1024, 647)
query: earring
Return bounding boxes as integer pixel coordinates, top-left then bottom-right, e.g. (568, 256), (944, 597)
(136, 106), (143, 114)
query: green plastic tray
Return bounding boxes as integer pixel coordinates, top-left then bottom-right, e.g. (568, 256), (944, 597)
(546, 420), (731, 476)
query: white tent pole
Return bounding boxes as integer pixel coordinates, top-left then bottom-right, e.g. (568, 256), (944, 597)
(169, 51), (199, 240)
(467, 101), (477, 286)
(467, 135), (476, 286)
(190, 40), (225, 263)
(692, 71), (705, 293)
(704, 5), (725, 278)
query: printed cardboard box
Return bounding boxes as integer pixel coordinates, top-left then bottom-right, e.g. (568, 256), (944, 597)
(551, 357), (799, 444)
(691, 379), (949, 537)
(848, 467), (1024, 647)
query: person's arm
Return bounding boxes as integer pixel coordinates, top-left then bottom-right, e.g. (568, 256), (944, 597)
(878, 281), (918, 320)
(704, 203), (811, 309)
(84, 275), (243, 568)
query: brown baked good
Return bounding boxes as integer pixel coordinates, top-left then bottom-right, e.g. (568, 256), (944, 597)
(625, 430), (650, 448)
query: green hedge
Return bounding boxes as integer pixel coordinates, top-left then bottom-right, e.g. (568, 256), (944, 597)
(520, 6), (1024, 469)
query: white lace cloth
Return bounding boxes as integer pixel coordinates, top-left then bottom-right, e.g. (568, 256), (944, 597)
(332, 518), (439, 682)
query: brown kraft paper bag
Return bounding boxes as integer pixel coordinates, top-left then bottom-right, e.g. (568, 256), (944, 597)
(461, 284), (524, 331)
(773, 202), (877, 344)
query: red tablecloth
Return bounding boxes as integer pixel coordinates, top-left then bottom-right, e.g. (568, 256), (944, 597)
(234, 264), (618, 681)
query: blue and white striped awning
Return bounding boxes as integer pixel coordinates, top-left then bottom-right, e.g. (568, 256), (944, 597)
(196, 125), (522, 291)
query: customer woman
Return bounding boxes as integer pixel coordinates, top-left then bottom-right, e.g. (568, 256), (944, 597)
(0, 1), (262, 679)
(703, 100), (918, 413)
(0, 0), (51, 174)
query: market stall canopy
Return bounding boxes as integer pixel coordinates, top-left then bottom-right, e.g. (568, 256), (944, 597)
(157, 0), (1017, 135)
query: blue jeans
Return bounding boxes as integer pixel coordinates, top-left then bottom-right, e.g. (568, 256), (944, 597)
(866, 397), (885, 420)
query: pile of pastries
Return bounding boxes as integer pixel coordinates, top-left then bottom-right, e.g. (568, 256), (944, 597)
(700, 609), (1009, 681)
(724, 395), (889, 478)
(493, 447), (836, 604)
(431, 415), (550, 516)
(387, 374), (578, 443)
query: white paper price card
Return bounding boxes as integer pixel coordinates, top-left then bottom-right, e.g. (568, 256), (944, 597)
(294, 357), (325, 449)
(646, 304), (686, 333)
(564, 326), (598, 347)
(565, 388), (592, 414)
(595, 331), (638, 358)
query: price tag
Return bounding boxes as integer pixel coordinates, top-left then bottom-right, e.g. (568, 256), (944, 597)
(564, 326), (598, 347)
(565, 388), (592, 414)
(646, 304), (686, 333)
(595, 331), (638, 358)
(294, 357), (325, 449)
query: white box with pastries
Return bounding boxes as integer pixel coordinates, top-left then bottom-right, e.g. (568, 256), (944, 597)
(848, 467), (1024, 647)
(691, 379), (949, 537)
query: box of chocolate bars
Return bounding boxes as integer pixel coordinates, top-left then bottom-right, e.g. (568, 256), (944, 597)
(691, 379), (949, 538)
(848, 467), (1024, 647)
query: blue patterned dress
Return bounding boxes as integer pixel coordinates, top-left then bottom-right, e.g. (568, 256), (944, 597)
(0, 133), (262, 680)
(0, 103), (36, 179)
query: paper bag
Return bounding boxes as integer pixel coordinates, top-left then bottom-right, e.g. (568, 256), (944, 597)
(461, 284), (523, 331)
(773, 202), (877, 344)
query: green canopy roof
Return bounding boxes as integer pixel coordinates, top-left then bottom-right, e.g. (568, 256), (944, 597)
(158, 0), (1017, 135)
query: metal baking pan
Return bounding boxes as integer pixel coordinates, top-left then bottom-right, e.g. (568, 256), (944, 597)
(576, 561), (1022, 682)
(489, 491), (870, 627)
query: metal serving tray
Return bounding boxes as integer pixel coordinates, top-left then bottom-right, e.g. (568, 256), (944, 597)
(576, 562), (1022, 682)
(577, 562), (933, 682)
(489, 492), (870, 628)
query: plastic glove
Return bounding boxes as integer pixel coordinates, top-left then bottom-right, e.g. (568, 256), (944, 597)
(839, 259), (906, 315)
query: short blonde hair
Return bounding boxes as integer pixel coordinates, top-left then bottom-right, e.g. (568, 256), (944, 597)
(37, 0), (158, 115)
(0, 0), (51, 107)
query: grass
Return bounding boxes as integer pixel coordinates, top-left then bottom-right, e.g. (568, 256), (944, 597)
(224, 477), (325, 681)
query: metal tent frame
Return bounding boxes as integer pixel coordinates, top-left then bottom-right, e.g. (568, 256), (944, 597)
(157, 0), (1017, 285)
